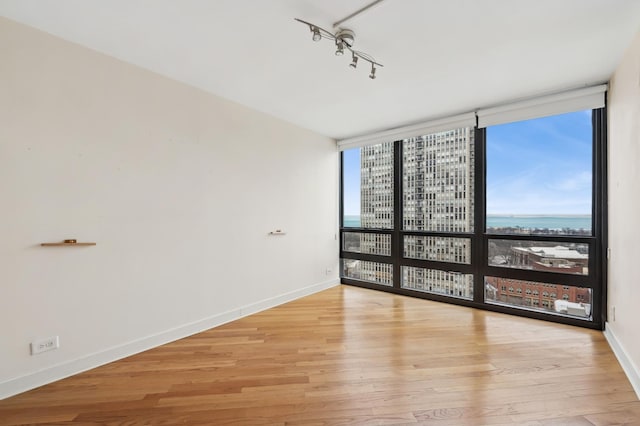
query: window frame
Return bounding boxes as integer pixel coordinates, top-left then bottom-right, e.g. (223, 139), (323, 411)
(339, 107), (607, 330)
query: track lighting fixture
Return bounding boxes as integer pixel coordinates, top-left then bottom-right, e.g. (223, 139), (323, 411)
(295, 18), (383, 79)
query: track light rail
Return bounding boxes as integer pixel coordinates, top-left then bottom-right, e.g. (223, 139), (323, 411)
(295, 18), (383, 79)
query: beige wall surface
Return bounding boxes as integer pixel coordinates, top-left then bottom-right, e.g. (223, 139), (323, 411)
(0, 17), (338, 398)
(607, 29), (640, 393)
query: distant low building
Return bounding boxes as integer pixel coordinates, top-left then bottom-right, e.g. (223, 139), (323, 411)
(511, 245), (588, 274)
(486, 276), (591, 318)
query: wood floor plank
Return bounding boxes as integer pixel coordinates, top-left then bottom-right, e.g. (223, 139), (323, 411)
(0, 285), (638, 425)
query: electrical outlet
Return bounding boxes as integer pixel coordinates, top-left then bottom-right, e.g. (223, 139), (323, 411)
(31, 336), (59, 355)
(612, 306), (616, 322)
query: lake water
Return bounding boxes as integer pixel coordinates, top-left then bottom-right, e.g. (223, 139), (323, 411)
(343, 215), (591, 230)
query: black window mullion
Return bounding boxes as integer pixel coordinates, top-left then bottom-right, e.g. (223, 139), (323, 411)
(474, 127), (487, 304)
(340, 228), (393, 234)
(402, 230), (474, 238)
(339, 150), (345, 229)
(593, 106), (608, 327)
(392, 140), (402, 288)
(402, 257), (474, 274)
(485, 234), (594, 244)
(340, 252), (393, 264)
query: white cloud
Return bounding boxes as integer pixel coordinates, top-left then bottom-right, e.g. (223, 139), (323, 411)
(487, 169), (592, 215)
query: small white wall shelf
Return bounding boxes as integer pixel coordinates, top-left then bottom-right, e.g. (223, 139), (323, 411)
(41, 240), (96, 247)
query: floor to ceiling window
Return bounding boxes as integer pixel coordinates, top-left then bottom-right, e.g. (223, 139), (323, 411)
(339, 87), (607, 329)
(342, 142), (394, 286)
(400, 127), (476, 300)
(483, 110), (597, 320)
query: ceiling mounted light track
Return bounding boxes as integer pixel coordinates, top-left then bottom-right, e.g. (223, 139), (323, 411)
(294, 18), (384, 79)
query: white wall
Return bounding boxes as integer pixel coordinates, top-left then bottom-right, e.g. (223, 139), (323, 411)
(0, 17), (339, 398)
(606, 29), (640, 398)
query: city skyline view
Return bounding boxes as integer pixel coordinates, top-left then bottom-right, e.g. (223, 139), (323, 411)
(343, 110), (592, 218)
(341, 114), (595, 319)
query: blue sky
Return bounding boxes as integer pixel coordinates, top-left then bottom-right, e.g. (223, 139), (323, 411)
(343, 109), (592, 216)
(343, 148), (361, 215)
(486, 110), (592, 215)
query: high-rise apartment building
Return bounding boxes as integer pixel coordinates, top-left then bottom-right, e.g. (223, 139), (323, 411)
(361, 142), (394, 229)
(402, 128), (475, 234)
(353, 128), (475, 296)
(401, 128), (475, 297)
(353, 142), (394, 284)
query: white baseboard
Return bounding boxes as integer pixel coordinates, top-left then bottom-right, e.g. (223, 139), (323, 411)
(0, 279), (339, 400)
(603, 323), (640, 400)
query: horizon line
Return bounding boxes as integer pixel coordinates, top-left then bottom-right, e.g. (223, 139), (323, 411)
(344, 214), (592, 217)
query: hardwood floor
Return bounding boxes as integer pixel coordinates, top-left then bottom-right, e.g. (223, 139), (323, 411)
(1, 285), (639, 425)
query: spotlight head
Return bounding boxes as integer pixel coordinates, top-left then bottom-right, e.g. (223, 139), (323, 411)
(350, 55), (358, 69)
(312, 27), (321, 42)
(369, 65), (377, 79)
(335, 41), (344, 56)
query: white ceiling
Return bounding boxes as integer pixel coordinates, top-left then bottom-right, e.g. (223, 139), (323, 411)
(1, 0), (639, 140)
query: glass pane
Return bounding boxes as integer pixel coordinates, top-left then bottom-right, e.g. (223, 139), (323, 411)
(342, 259), (393, 286)
(343, 232), (391, 256)
(489, 239), (588, 275)
(342, 148), (361, 228)
(403, 127), (474, 232)
(485, 277), (592, 319)
(404, 236), (471, 264)
(486, 110), (592, 236)
(342, 143), (394, 229)
(402, 266), (473, 299)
